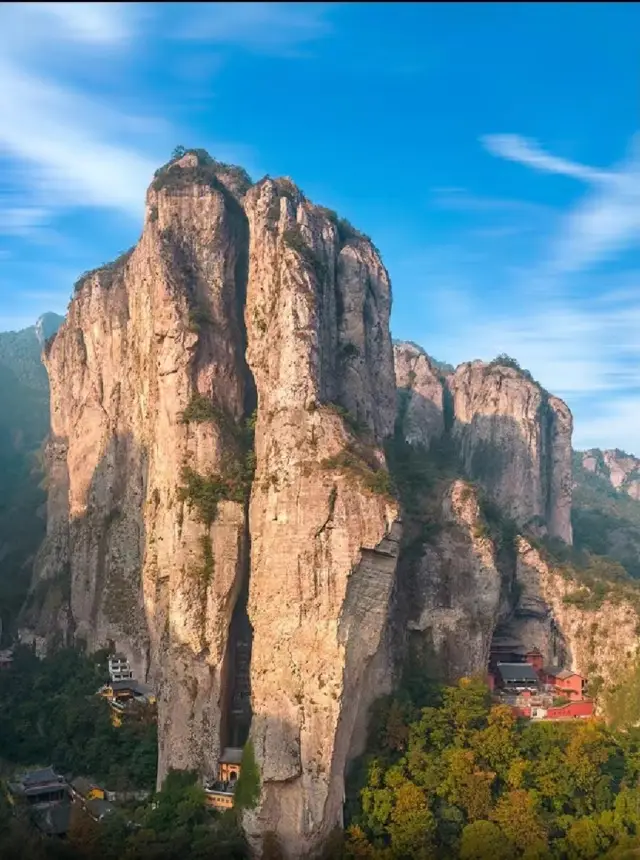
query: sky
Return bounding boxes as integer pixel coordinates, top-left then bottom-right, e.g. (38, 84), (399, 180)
(0, 2), (639, 453)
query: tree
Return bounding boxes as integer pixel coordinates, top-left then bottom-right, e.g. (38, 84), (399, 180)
(386, 781), (435, 858)
(471, 705), (517, 779)
(67, 803), (103, 860)
(562, 816), (611, 860)
(460, 820), (514, 860)
(438, 749), (494, 822)
(234, 740), (261, 811)
(172, 145), (186, 159)
(491, 789), (548, 855)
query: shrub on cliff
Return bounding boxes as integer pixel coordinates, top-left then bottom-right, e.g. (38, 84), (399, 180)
(487, 353), (539, 388)
(322, 445), (395, 500)
(180, 393), (217, 424)
(234, 740), (260, 811)
(178, 465), (247, 524)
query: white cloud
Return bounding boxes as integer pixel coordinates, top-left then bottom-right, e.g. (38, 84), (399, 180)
(0, 64), (159, 219)
(0, 3), (164, 233)
(481, 133), (640, 276)
(481, 134), (609, 183)
(0, 203), (49, 236)
(19, 3), (141, 45)
(178, 2), (334, 53)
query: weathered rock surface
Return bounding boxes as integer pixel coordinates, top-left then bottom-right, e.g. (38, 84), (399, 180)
(242, 178), (400, 856)
(449, 361), (573, 543)
(28, 151), (252, 784)
(404, 479), (502, 680)
(393, 341), (447, 448)
(26, 152), (401, 858)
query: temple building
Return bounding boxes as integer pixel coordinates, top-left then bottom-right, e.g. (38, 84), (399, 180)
(7, 767), (68, 808)
(108, 654), (133, 683)
(203, 747), (244, 811)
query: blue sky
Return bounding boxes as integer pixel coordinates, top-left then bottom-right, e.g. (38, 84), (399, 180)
(1, 3), (639, 453)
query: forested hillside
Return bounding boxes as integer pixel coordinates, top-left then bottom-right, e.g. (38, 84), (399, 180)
(0, 313), (63, 640)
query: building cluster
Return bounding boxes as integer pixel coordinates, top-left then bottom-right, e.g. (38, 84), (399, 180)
(5, 767), (116, 838)
(98, 654), (157, 727)
(488, 647), (595, 720)
(203, 747), (243, 811)
(4, 765), (152, 839)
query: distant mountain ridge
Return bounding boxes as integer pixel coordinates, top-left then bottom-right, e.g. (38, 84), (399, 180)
(0, 312), (64, 641)
(572, 448), (640, 579)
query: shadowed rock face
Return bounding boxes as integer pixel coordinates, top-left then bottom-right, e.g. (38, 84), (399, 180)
(26, 153), (401, 858)
(404, 479), (503, 680)
(393, 342), (447, 447)
(449, 361), (573, 543)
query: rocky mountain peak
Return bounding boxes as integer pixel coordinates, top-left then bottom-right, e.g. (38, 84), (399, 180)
(26, 148), (401, 858)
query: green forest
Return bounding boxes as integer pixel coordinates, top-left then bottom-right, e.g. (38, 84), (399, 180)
(341, 678), (640, 859)
(0, 647), (157, 790)
(6, 651), (640, 859)
(0, 314), (63, 639)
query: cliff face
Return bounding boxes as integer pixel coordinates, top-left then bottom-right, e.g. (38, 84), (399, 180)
(581, 448), (640, 499)
(29, 152), (252, 782)
(513, 537), (640, 699)
(572, 449), (640, 580)
(27, 152), (401, 857)
(449, 361), (573, 543)
(24, 147), (640, 853)
(391, 346), (575, 680)
(403, 479), (503, 680)
(393, 342), (447, 448)
(242, 179), (399, 855)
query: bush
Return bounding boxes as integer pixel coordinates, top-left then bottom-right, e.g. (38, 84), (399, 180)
(180, 394), (217, 424)
(322, 445), (395, 500)
(487, 353), (541, 388)
(151, 148), (252, 196)
(178, 465), (247, 525)
(188, 303), (213, 333)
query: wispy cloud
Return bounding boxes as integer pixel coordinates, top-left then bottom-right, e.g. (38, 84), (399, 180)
(431, 186), (553, 217)
(481, 132), (640, 276)
(481, 134), (609, 183)
(416, 271), (640, 452)
(177, 2), (335, 54)
(18, 3), (143, 45)
(0, 2), (336, 241)
(0, 3), (164, 234)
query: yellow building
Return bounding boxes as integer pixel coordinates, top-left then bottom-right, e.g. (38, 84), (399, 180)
(70, 777), (106, 803)
(218, 747), (243, 783)
(204, 791), (234, 811)
(203, 748), (244, 811)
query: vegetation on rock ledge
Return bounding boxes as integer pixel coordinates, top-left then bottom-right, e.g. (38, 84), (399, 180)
(151, 148), (252, 196)
(73, 247), (135, 294)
